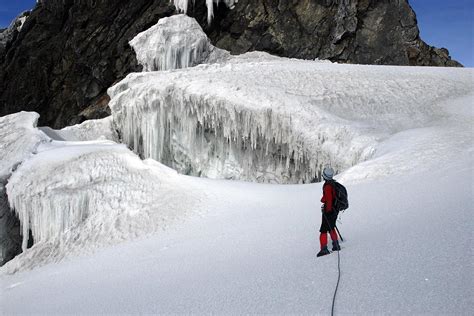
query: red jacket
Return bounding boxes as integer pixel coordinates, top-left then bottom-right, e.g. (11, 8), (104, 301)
(321, 182), (336, 212)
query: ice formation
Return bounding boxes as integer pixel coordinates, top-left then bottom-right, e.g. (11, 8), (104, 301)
(0, 112), (49, 264)
(130, 15), (229, 71)
(40, 116), (117, 142)
(112, 21), (472, 183)
(0, 112), (49, 180)
(5, 138), (204, 270)
(171, 0), (238, 24)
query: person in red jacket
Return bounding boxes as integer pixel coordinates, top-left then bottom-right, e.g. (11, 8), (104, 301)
(317, 166), (341, 257)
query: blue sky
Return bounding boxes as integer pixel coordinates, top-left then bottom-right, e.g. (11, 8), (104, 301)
(410, 0), (473, 67)
(0, 0), (473, 66)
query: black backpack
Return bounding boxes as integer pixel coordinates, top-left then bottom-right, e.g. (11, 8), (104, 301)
(329, 181), (349, 211)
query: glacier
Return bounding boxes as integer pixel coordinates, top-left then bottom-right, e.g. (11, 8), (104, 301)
(0, 11), (473, 314)
(1, 14), (473, 276)
(110, 15), (472, 184)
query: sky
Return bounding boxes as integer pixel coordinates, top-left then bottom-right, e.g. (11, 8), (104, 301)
(0, 0), (472, 66)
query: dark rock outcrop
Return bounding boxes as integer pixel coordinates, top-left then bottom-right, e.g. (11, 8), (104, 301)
(0, 0), (462, 128)
(0, 0), (175, 128)
(0, 11), (31, 56)
(203, 0), (462, 67)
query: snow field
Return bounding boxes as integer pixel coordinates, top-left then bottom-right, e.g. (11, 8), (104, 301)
(1, 151), (472, 314)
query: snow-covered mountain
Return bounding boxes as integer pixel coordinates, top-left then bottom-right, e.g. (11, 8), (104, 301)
(0, 14), (472, 314)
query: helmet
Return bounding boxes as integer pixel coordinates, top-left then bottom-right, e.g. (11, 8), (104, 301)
(322, 166), (334, 181)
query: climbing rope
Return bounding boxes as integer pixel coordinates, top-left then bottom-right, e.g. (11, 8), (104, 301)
(331, 247), (341, 316)
(323, 212), (342, 316)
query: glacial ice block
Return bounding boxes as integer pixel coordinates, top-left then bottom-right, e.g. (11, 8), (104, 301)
(108, 57), (472, 184)
(130, 14), (229, 72)
(6, 139), (203, 264)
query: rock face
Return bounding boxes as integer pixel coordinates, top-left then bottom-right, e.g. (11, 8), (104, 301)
(0, 11), (30, 56)
(204, 0), (462, 67)
(0, 0), (175, 128)
(0, 0), (462, 128)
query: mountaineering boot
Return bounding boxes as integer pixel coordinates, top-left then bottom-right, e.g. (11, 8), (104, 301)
(317, 247), (330, 257)
(332, 240), (341, 251)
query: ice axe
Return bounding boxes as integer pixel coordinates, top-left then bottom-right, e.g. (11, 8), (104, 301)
(335, 225), (344, 242)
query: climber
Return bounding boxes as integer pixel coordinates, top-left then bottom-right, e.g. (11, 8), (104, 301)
(317, 166), (341, 257)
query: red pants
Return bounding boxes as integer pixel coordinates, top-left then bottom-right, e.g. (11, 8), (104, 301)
(320, 229), (338, 249)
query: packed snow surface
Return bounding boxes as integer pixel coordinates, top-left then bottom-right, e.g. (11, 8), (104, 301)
(1, 85), (472, 313)
(1, 139), (472, 314)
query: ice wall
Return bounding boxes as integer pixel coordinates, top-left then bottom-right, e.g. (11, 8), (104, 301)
(113, 18), (473, 184)
(5, 139), (204, 272)
(0, 112), (49, 265)
(171, 0), (238, 24)
(130, 15), (229, 71)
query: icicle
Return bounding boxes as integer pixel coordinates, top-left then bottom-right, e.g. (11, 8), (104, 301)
(170, 0), (238, 24)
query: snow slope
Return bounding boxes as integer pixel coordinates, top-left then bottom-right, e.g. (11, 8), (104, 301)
(1, 89), (472, 313)
(1, 145), (472, 314)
